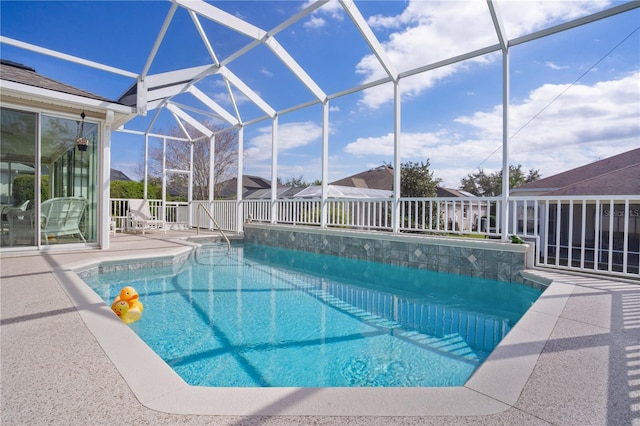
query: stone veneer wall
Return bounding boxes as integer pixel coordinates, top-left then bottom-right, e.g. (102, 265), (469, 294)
(244, 224), (531, 284)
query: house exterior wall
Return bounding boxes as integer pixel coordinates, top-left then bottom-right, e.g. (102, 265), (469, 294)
(0, 95), (108, 249)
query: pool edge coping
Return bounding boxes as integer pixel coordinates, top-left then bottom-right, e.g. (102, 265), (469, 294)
(53, 245), (566, 417)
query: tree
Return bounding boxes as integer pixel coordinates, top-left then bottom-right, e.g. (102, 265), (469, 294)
(400, 160), (441, 197)
(12, 174), (49, 206)
(398, 160), (442, 231)
(110, 180), (161, 200)
(460, 164), (541, 196)
(277, 175), (311, 187)
(147, 121), (238, 200)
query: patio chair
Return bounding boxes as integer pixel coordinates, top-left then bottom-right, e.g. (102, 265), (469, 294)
(1, 200), (30, 233)
(7, 197), (87, 245)
(128, 199), (166, 234)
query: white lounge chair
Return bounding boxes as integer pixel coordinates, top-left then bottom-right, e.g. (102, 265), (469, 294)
(7, 197), (87, 245)
(128, 199), (166, 234)
(1, 199), (30, 234)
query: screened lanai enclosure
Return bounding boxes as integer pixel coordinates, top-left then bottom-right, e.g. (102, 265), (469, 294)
(0, 0), (638, 277)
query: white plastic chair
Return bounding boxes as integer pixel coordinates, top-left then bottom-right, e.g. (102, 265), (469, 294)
(128, 199), (166, 234)
(7, 197), (87, 245)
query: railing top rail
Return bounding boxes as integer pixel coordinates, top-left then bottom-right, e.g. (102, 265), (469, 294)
(399, 196), (502, 202)
(274, 197), (392, 202)
(508, 195), (640, 201)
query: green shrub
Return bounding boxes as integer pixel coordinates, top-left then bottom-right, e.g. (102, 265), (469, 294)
(110, 181), (162, 199)
(11, 174), (49, 207)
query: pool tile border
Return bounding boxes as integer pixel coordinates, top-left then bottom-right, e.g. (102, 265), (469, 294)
(244, 224), (531, 284)
(52, 238), (567, 417)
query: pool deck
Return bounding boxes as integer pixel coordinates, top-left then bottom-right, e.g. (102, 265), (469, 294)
(1, 230), (639, 425)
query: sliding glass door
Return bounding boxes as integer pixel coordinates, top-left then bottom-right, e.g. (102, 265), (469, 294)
(0, 107), (98, 248)
(0, 108), (37, 247)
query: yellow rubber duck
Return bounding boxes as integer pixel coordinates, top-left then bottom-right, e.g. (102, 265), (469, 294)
(114, 286), (140, 307)
(111, 300), (143, 324)
(111, 286), (144, 324)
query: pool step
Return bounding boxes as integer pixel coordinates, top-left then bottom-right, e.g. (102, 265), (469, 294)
(302, 285), (483, 363)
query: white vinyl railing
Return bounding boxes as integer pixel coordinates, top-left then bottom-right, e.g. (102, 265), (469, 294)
(110, 198), (187, 232)
(276, 199), (322, 226)
(326, 199), (392, 230)
(111, 195), (639, 278)
(508, 196), (640, 277)
(399, 197), (502, 236)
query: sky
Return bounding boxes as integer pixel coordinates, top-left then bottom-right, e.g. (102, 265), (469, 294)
(1, 0), (639, 188)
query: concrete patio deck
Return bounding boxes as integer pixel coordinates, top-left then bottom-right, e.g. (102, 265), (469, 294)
(1, 230), (638, 425)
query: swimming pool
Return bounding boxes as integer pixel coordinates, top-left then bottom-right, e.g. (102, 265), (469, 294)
(85, 243), (542, 388)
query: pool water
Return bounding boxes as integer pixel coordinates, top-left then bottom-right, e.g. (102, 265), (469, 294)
(85, 243), (542, 387)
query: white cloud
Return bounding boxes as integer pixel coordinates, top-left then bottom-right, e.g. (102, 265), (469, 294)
(260, 67), (273, 78)
(304, 16), (326, 30)
(245, 121), (323, 162)
(342, 72), (640, 187)
(357, 1), (610, 109)
(545, 61), (569, 70)
(344, 130), (448, 157)
(303, 0), (343, 19)
(329, 105), (340, 112)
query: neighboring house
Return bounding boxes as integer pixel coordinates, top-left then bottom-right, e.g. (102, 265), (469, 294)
(511, 148), (640, 269)
(330, 165), (394, 190)
(110, 168), (132, 182)
(436, 187), (489, 232)
(333, 166), (487, 232)
(216, 175), (273, 199)
(0, 59), (134, 249)
(511, 148), (640, 197)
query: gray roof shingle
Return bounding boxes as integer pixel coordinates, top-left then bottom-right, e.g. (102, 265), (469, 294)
(0, 59), (118, 103)
(514, 147), (640, 196)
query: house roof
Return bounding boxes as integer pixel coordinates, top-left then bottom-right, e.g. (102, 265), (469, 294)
(110, 168), (132, 182)
(330, 165), (394, 190)
(294, 185), (393, 199)
(216, 175), (274, 198)
(329, 165), (475, 198)
(513, 148), (640, 196)
(0, 59), (118, 104)
(437, 187), (475, 198)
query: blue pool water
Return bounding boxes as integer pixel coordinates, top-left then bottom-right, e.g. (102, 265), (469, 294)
(84, 243), (542, 387)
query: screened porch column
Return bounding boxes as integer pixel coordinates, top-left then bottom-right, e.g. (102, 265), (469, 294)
(270, 116), (278, 224)
(143, 133), (149, 199)
(500, 50), (510, 241)
(188, 139), (194, 221)
(392, 79), (401, 233)
(162, 136), (167, 220)
(208, 135), (215, 202)
(102, 110), (114, 249)
(321, 100), (329, 228)
(489, 0), (510, 241)
(202, 133), (213, 230)
(236, 126), (244, 233)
